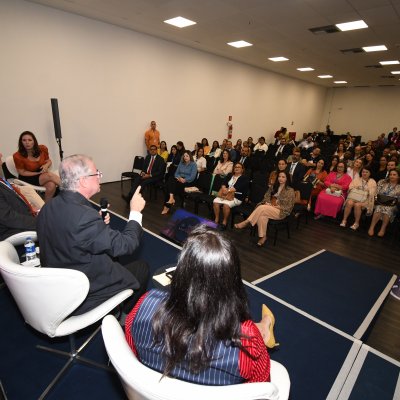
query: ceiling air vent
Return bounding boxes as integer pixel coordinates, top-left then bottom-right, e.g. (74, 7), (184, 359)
(365, 65), (383, 68)
(381, 75), (395, 78)
(340, 48), (364, 54)
(353, 85), (370, 88)
(309, 25), (340, 34)
(378, 84), (395, 87)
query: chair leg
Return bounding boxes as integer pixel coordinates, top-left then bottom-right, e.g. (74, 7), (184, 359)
(286, 222), (290, 239)
(36, 325), (114, 400)
(273, 226), (278, 246)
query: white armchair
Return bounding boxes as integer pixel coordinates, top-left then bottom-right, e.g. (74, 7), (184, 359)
(101, 314), (291, 400)
(0, 240), (133, 399)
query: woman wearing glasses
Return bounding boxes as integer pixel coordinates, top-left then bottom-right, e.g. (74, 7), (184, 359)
(13, 131), (61, 202)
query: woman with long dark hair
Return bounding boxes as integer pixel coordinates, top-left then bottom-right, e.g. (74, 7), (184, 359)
(161, 150), (197, 214)
(13, 131), (60, 202)
(235, 171), (295, 247)
(125, 226), (275, 384)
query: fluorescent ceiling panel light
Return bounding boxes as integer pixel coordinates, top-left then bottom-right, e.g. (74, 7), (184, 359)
(227, 40), (253, 48)
(391, 71), (400, 74)
(336, 20), (368, 31)
(334, 81), (347, 84)
(318, 75), (333, 79)
(164, 16), (196, 28)
(362, 45), (387, 52)
(268, 57), (289, 62)
(379, 60), (399, 65)
(297, 67), (314, 72)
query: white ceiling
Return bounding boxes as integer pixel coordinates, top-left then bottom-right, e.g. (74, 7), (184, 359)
(28, 0), (400, 88)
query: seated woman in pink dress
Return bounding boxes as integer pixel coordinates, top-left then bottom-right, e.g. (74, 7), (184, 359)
(314, 161), (352, 219)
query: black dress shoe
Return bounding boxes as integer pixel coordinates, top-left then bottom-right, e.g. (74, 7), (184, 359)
(218, 224), (227, 231)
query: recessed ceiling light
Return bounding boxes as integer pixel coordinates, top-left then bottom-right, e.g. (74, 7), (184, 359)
(268, 57), (289, 62)
(164, 16), (196, 28)
(318, 75), (333, 79)
(297, 67), (314, 72)
(362, 45), (387, 52)
(227, 40), (253, 48)
(379, 60), (399, 65)
(335, 20), (368, 31)
(391, 71), (400, 74)
(334, 81), (347, 84)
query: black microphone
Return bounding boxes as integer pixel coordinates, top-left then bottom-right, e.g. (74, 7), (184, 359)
(100, 197), (108, 221)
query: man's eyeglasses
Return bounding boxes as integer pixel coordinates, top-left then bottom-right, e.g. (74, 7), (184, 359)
(83, 170), (103, 179)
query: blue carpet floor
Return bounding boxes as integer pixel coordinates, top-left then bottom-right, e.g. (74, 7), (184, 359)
(0, 209), (395, 399)
(253, 250), (396, 339)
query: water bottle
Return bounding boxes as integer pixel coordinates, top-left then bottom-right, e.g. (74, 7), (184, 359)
(24, 237), (36, 262)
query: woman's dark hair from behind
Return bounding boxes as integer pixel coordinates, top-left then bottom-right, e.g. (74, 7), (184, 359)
(272, 170), (291, 195)
(18, 131), (41, 158)
(151, 226), (252, 377)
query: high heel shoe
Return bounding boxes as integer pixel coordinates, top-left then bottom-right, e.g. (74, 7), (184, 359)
(262, 304), (279, 349)
(234, 220), (250, 229)
(257, 237), (267, 247)
(350, 223), (359, 230)
(161, 202), (173, 215)
(340, 220), (346, 227)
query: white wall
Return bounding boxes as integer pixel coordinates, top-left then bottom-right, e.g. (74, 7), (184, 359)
(1, 0), (329, 182)
(321, 87), (400, 141)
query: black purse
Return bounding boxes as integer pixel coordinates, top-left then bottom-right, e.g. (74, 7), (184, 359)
(375, 194), (398, 206)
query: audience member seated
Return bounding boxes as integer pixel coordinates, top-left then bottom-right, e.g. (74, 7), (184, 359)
(347, 158), (363, 180)
(193, 147), (207, 173)
(235, 171), (295, 247)
(253, 136), (268, 153)
(333, 143), (346, 161)
(373, 156), (388, 181)
(162, 150), (197, 215)
(213, 149), (233, 177)
(247, 136), (256, 151)
(37, 154), (149, 316)
(301, 159), (328, 210)
(176, 141), (185, 157)
(237, 146), (252, 174)
(273, 137), (292, 160)
(314, 161), (352, 220)
(353, 145), (365, 161)
(125, 226), (276, 385)
(157, 141), (169, 162)
(13, 131), (61, 202)
(298, 134), (314, 151)
(166, 145), (180, 179)
(327, 155), (339, 172)
(268, 159), (288, 187)
(201, 138), (210, 156)
(208, 140), (222, 159)
(287, 147), (306, 190)
(340, 167), (377, 230)
(213, 163), (249, 230)
(363, 152), (376, 170)
(0, 176), (37, 240)
(225, 140), (238, 162)
(368, 169), (400, 237)
(234, 139), (242, 153)
(127, 145), (166, 201)
(302, 147), (322, 168)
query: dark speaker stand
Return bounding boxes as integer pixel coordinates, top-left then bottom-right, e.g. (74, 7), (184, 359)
(56, 138), (64, 161)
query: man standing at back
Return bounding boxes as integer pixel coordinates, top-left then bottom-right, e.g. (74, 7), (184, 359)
(37, 154), (149, 316)
(145, 121), (160, 153)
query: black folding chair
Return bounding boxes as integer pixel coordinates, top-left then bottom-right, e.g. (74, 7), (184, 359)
(121, 156), (144, 188)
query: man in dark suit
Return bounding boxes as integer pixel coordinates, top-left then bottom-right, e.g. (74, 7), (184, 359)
(37, 154), (149, 316)
(127, 145), (165, 200)
(273, 137), (292, 161)
(0, 177), (36, 240)
(287, 147), (306, 190)
(237, 146), (252, 173)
